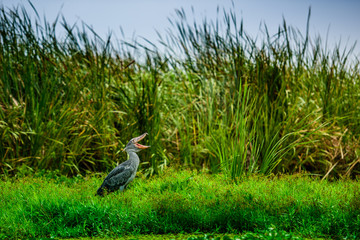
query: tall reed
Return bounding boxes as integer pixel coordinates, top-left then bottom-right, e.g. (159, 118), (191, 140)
(161, 7), (360, 178)
(0, 5), (359, 178)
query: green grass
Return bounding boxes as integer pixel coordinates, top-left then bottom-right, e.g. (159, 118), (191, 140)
(1, 5), (359, 240)
(74, 231), (304, 240)
(1, 6), (359, 239)
(0, 170), (359, 239)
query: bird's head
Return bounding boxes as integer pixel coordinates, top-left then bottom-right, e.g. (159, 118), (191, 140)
(123, 132), (150, 153)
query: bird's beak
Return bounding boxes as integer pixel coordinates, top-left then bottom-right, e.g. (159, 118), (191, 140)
(134, 132), (150, 149)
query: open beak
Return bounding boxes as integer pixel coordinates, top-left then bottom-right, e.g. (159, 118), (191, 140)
(133, 132), (150, 149)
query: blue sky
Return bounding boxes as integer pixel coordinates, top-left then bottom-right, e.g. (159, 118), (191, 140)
(1, 0), (359, 58)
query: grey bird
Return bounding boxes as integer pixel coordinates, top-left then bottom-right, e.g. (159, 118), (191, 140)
(96, 133), (150, 196)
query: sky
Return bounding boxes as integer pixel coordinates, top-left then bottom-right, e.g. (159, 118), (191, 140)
(1, 0), (359, 59)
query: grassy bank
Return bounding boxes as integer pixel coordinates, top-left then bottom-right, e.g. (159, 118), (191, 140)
(1, 5), (360, 178)
(0, 170), (359, 239)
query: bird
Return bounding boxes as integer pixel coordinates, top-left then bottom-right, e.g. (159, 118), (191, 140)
(96, 132), (150, 196)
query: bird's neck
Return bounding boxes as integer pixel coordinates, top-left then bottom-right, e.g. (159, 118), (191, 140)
(128, 152), (140, 166)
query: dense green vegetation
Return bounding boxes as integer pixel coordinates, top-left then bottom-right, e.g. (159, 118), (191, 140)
(1, 5), (359, 178)
(0, 170), (359, 239)
(0, 5), (360, 239)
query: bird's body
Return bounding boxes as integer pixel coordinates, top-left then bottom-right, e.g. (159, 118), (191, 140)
(96, 133), (149, 196)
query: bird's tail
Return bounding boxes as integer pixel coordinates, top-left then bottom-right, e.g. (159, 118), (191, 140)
(95, 186), (105, 197)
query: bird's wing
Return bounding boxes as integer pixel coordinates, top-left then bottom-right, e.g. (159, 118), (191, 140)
(101, 163), (133, 190)
(110, 168), (132, 186)
(103, 160), (130, 181)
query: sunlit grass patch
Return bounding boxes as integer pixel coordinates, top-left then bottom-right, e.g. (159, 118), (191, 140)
(1, 171), (359, 239)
